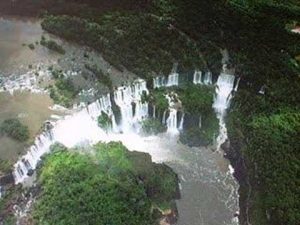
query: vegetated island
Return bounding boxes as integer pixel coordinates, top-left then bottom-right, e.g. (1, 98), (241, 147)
(1, 142), (180, 225)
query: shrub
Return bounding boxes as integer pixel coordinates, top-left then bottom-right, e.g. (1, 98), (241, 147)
(140, 118), (166, 135)
(97, 111), (112, 131)
(40, 37), (65, 54)
(0, 119), (29, 142)
(28, 43), (35, 50)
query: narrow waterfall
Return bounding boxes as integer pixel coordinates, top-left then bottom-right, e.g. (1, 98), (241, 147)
(162, 110), (167, 124)
(234, 77), (240, 92)
(198, 115), (202, 128)
(193, 71), (202, 84)
(213, 73), (236, 150)
(166, 109), (178, 133)
(153, 105), (156, 118)
(179, 113), (185, 130)
(203, 72), (212, 85)
(259, 85), (265, 95)
(165, 93), (179, 133)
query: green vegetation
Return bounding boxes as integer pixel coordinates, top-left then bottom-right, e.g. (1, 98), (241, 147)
(0, 119), (29, 142)
(48, 71), (79, 107)
(41, 14), (211, 78)
(246, 112), (300, 225)
(0, 186), (21, 225)
(28, 43), (35, 50)
(0, 159), (12, 174)
(85, 64), (112, 89)
(97, 111), (112, 131)
(228, 94), (300, 225)
(176, 84), (214, 115)
(33, 142), (179, 225)
(40, 36), (65, 54)
(179, 111), (219, 147)
(140, 118), (166, 135)
(150, 90), (169, 113)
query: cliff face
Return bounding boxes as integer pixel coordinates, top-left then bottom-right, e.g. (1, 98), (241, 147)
(222, 139), (249, 225)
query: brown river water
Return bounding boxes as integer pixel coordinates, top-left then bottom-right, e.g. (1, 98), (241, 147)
(0, 17), (57, 161)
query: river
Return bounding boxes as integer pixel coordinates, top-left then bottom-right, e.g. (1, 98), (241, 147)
(0, 17), (239, 225)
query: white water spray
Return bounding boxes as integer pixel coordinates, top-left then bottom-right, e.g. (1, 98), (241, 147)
(193, 71), (202, 84)
(213, 73), (236, 151)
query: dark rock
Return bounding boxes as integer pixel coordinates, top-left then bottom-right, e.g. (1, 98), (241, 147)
(27, 169), (34, 177)
(0, 173), (14, 185)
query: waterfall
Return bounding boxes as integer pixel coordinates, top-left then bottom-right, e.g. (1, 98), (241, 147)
(234, 77), (240, 92)
(153, 73), (179, 88)
(12, 71), (237, 184)
(198, 115), (202, 128)
(13, 79), (149, 184)
(213, 73), (236, 150)
(259, 85), (265, 95)
(166, 73), (179, 87)
(203, 72), (212, 85)
(166, 109), (178, 133)
(153, 105), (156, 118)
(193, 71), (202, 84)
(179, 113), (185, 130)
(113, 79), (148, 132)
(165, 93), (179, 134)
(153, 76), (166, 88)
(162, 110), (167, 124)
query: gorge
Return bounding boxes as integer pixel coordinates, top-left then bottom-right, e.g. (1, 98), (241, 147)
(0, 1), (300, 225)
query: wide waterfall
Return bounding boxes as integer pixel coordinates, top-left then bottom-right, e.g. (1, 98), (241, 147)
(213, 73), (236, 150)
(12, 72), (236, 184)
(113, 79), (148, 132)
(13, 79), (149, 184)
(193, 71), (212, 85)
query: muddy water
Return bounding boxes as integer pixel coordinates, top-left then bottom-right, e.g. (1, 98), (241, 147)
(0, 91), (54, 160)
(0, 16), (134, 162)
(0, 16), (59, 75)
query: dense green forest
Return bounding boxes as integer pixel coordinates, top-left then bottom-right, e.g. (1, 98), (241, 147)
(33, 142), (179, 225)
(0, 0), (299, 224)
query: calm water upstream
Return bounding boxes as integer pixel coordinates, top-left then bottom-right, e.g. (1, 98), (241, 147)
(0, 17), (58, 161)
(0, 16), (58, 75)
